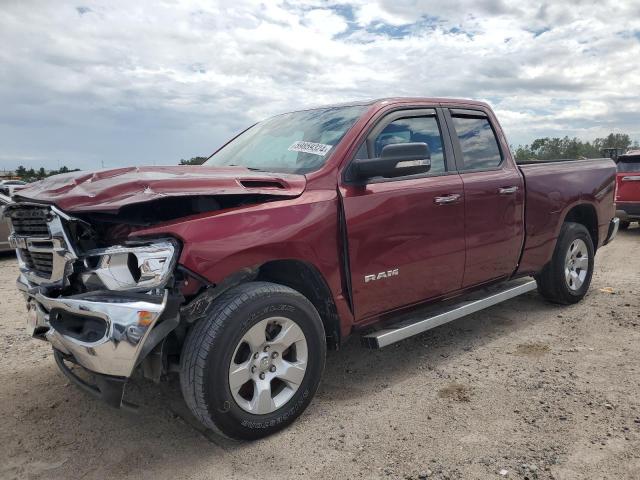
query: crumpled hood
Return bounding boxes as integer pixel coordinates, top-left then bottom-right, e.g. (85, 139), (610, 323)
(14, 166), (307, 213)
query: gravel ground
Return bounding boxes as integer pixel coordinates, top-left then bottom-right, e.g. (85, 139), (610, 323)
(1, 227), (639, 480)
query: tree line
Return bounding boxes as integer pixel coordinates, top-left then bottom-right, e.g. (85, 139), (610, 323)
(181, 133), (639, 165)
(8, 132), (639, 181)
(513, 133), (638, 161)
(12, 165), (80, 182)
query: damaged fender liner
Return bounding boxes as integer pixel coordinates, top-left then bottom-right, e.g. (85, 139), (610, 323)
(54, 350), (138, 411)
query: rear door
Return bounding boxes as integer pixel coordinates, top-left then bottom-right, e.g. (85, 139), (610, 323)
(340, 108), (466, 320)
(445, 108), (525, 288)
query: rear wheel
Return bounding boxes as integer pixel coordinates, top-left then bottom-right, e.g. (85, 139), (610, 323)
(180, 282), (326, 440)
(536, 222), (594, 304)
(619, 220), (630, 230)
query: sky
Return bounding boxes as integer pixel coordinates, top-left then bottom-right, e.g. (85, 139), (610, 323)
(1, 0), (639, 171)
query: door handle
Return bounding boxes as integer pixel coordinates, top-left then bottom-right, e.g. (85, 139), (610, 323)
(434, 193), (462, 205)
(621, 176), (640, 182)
(498, 186), (519, 194)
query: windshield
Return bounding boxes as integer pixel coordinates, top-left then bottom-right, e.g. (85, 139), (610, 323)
(205, 105), (366, 174)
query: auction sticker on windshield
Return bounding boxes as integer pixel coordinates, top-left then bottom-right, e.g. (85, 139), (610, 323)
(288, 141), (333, 156)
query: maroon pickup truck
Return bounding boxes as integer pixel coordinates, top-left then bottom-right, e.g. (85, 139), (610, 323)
(5, 98), (619, 440)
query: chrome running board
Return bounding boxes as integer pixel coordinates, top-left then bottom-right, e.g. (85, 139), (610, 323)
(361, 278), (537, 349)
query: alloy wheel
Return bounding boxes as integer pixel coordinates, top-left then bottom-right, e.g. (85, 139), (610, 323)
(564, 238), (589, 291)
(228, 317), (308, 415)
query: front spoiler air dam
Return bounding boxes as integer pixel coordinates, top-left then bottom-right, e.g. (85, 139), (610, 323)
(17, 276), (171, 378)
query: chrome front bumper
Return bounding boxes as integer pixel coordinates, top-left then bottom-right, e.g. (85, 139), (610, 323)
(18, 276), (173, 378)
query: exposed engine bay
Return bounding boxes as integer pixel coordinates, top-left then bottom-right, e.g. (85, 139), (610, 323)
(69, 193), (275, 249)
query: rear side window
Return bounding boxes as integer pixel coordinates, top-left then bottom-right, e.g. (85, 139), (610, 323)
(451, 115), (502, 171)
(373, 116), (446, 173)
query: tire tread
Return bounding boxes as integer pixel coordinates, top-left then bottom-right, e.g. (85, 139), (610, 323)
(536, 222), (594, 305)
(179, 282), (320, 438)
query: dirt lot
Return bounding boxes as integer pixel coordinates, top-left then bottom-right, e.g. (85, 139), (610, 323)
(1, 227), (639, 480)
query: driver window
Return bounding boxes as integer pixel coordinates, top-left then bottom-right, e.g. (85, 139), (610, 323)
(373, 116), (446, 173)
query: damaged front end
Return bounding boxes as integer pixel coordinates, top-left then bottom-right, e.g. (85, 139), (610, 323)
(5, 202), (183, 408)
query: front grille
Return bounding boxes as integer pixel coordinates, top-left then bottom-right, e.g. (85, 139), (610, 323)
(9, 208), (50, 236)
(6, 205), (76, 285)
(20, 248), (53, 279)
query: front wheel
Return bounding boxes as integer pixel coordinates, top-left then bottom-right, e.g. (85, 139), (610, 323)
(536, 222), (595, 304)
(180, 282), (326, 440)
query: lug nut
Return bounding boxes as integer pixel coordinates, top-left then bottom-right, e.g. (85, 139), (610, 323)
(259, 372), (265, 380)
(271, 352), (278, 359)
(251, 366), (256, 373)
(253, 352), (259, 359)
(263, 345), (270, 352)
(269, 365), (276, 372)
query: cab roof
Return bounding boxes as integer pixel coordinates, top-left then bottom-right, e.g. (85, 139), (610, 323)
(320, 97), (490, 108)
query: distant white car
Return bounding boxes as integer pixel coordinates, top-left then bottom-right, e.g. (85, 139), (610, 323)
(0, 180), (27, 197)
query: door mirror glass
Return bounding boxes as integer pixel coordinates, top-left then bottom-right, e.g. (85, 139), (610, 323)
(353, 142), (431, 180)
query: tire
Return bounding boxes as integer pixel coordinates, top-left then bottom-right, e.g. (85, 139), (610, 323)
(535, 222), (595, 305)
(180, 281), (326, 440)
(619, 220), (630, 230)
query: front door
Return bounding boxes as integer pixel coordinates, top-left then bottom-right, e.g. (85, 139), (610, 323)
(340, 109), (466, 320)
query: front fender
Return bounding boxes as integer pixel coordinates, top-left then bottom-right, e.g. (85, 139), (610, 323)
(135, 189), (348, 323)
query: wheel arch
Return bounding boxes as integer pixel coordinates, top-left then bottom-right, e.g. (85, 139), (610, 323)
(563, 203), (598, 250)
(255, 259), (341, 350)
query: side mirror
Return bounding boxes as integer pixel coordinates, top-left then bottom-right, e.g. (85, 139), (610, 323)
(352, 142), (431, 180)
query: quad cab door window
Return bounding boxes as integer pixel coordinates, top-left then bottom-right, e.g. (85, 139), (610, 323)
(448, 109), (524, 287)
(341, 109), (465, 320)
(450, 115), (502, 171)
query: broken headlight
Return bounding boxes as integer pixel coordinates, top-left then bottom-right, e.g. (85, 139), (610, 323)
(80, 240), (178, 292)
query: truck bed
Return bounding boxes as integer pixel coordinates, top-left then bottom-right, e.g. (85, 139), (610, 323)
(516, 158), (617, 274)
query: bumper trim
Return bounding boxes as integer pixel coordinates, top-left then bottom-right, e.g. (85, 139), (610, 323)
(604, 217), (619, 245)
(616, 202), (640, 221)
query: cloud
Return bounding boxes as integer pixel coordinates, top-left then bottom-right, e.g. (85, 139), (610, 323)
(0, 0), (638, 170)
